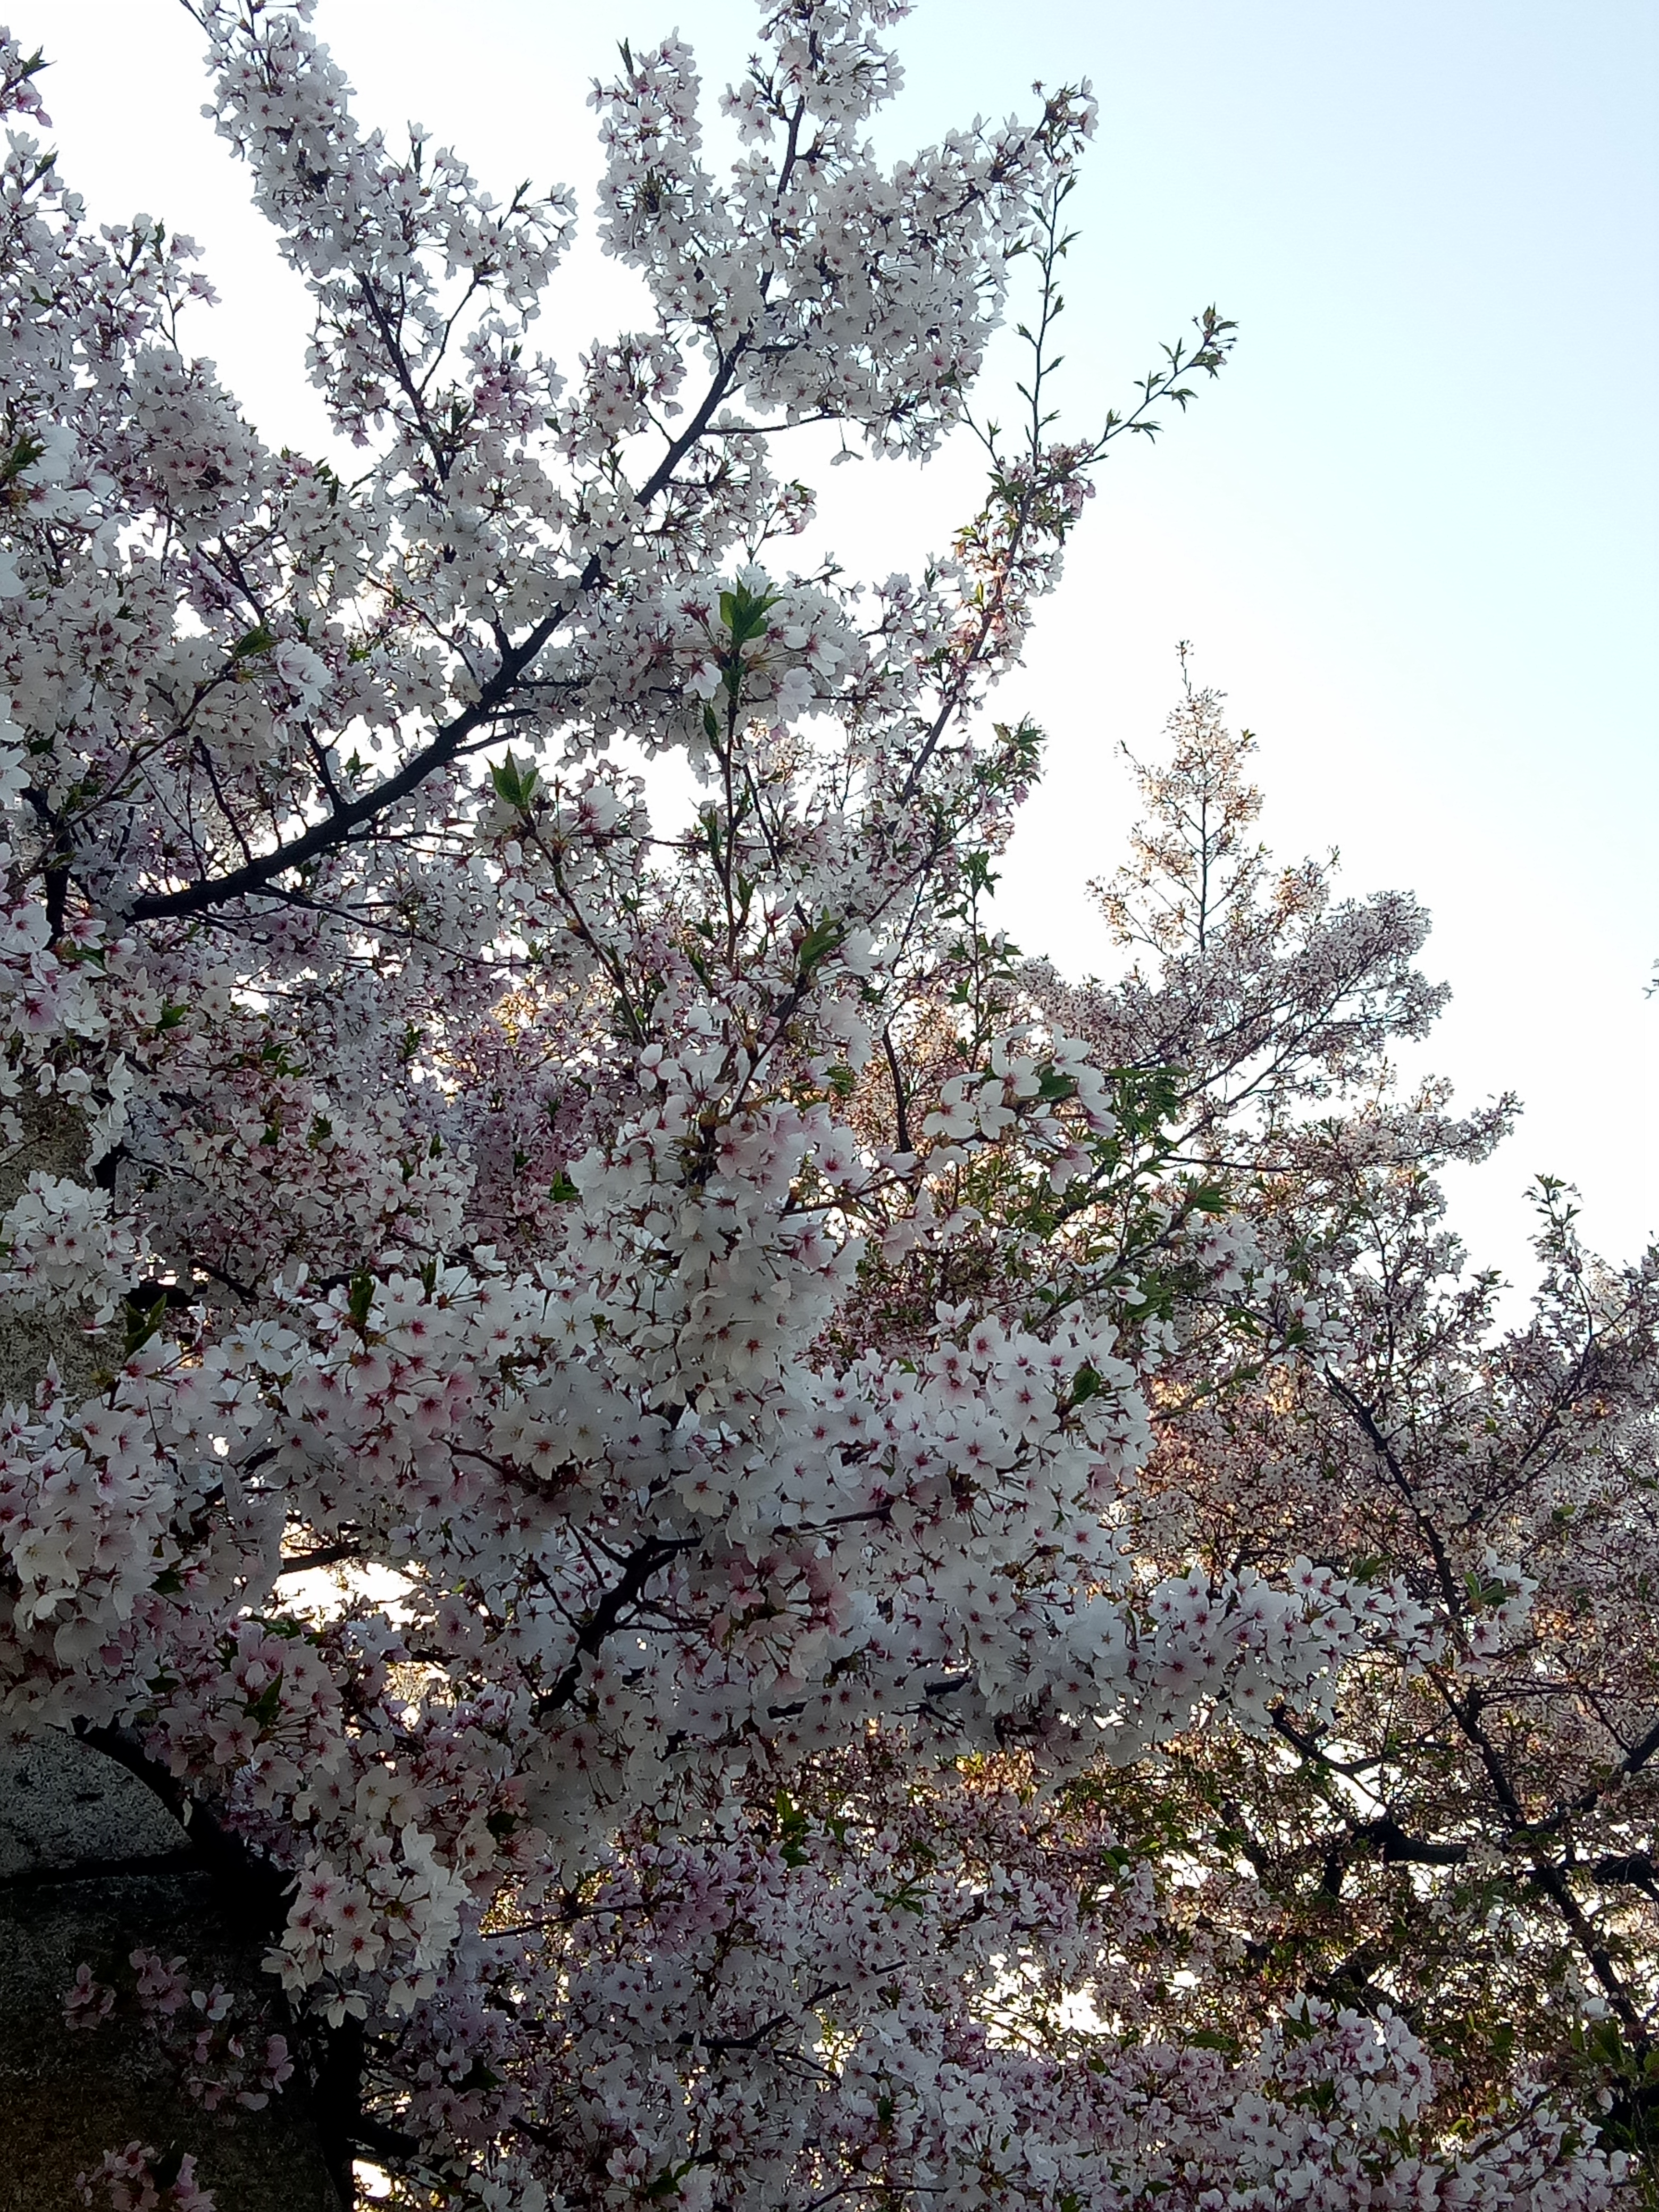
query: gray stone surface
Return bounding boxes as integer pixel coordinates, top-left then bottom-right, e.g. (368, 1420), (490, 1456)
(0, 1738), (343, 2210)
(0, 1871), (342, 2211)
(0, 1730), (190, 1880)
(0, 1092), (90, 1214)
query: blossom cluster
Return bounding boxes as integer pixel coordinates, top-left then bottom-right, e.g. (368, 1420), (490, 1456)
(74, 2143), (216, 2212)
(64, 1946), (294, 2113)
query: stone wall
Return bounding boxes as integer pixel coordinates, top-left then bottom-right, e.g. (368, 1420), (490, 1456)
(0, 1726), (345, 2206)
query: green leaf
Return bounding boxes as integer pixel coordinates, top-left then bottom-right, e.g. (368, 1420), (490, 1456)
(1069, 1363), (1104, 1406)
(796, 914), (845, 978)
(0, 433), (47, 488)
(1464, 1569), (1513, 1612)
(642, 2160), (698, 2201)
(245, 1674), (284, 1729)
(123, 1294), (170, 1359)
(490, 751), (539, 813)
(718, 583), (780, 650)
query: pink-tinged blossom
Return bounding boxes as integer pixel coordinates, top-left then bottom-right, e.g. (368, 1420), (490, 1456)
(74, 2143), (216, 2212)
(63, 1960), (116, 2030)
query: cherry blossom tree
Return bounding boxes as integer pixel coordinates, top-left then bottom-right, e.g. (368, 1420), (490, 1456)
(1, 3), (1654, 2207)
(1029, 678), (1659, 2195)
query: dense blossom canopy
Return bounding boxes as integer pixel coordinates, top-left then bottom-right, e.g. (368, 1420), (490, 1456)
(2, 4), (1655, 2207)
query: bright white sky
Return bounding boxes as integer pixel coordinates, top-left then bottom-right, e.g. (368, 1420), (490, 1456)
(42, 0), (1659, 1297)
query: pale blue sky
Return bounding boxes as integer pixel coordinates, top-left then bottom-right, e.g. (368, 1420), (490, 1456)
(45, 0), (1659, 1289)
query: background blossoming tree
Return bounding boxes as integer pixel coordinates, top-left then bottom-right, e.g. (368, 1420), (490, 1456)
(2, 2), (1656, 2207)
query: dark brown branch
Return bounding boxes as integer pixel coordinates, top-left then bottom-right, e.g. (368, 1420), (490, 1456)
(533, 1536), (698, 1717)
(881, 1025), (912, 1155)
